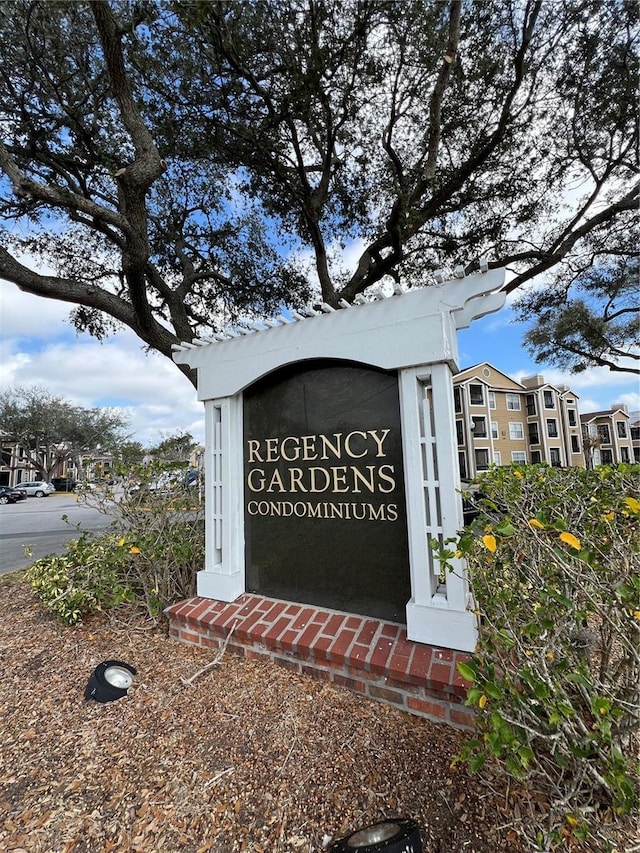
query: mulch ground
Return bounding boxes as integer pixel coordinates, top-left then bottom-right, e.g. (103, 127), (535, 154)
(0, 574), (635, 853)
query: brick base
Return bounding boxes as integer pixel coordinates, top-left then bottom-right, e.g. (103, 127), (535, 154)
(165, 594), (476, 730)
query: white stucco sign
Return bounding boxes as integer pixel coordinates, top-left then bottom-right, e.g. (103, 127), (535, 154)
(173, 269), (506, 651)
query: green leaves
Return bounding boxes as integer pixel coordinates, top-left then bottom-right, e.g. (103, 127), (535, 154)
(443, 463), (640, 844)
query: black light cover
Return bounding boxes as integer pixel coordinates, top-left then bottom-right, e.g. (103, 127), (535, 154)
(329, 818), (422, 852)
(84, 660), (137, 703)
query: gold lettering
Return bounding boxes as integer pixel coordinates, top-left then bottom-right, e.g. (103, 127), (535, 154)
(343, 431), (368, 458)
(288, 468), (308, 492)
(369, 504), (385, 521)
(351, 465), (376, 494)
(319, 433), (342, 460)
(265, 438), (279, 462)
(308, 467), (331, 492)
(281, 436), (301, 461)
(386, 503), (398, 521)
(266, 469), (285, 492)
(247, 468), (266, 492)
(247, 500), (259, 514)
(331, 466), (349, 492)
(369, 429), (391, 457)
(247, 440), (263, 462)
(378, 464), (396, 493)
(301, 435), (318, 460)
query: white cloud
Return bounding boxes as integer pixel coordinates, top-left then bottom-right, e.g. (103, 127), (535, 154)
(0, 281), (203, 446)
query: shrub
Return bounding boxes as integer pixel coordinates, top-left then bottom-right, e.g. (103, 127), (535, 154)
(437, 464), (639, 849)
(27, 533), (134, 625)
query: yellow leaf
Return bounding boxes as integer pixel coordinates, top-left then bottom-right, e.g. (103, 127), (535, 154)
(624, 497), (640, 514)
(599, 706), (607, 715)
(129, 546), (141, 554)
(565, 815), (579, 828)
(514, 470), (523, 479)
(482, 534), (497, 553)
(546, 651), (554, 661)
(118, 537), (126, 546)
(602, 511), (615, 522)
(559, 531), (581, 550)
(634, 611), (640, 620)
(478, 694), (487, 709)
(528, 519), (545, 529)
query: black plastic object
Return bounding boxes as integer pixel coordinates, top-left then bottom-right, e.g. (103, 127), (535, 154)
(84, 660), (137, 703)
(329, 818), (422, 852)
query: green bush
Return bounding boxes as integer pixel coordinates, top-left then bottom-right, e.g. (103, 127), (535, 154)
(27, 533), (134, 625)
(437, 464), (639, 849)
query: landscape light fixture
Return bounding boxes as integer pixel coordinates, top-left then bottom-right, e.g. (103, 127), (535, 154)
(84, 660), (137, 703)
(329, 818), (422, 852)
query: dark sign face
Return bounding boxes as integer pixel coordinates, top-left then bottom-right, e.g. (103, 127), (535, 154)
(243, 360), (411, 622)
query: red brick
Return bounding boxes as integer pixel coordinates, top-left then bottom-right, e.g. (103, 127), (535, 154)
(429, 661), (454, 687)
(348, 643), (370, 666)
(311, 611), (330, 625)
(323, 614), (346, 637)
(327, 630), (356, 664)
(245, 648), (271, 663)
(432, 647), (455, 663)
(333, 674), (366, 693)
(273, 656), (301, 673)
(262, 601), (288, 621)
(368, 685), (405, 706)
(278, 629), (298, 652)
(297, 621), (323, 651)
(291, 607), (316, 630)
(283, 604), (301, 616)
(355, 619), (379, 645)
(380, 623), (401, 639)
(199, 636), (221, 649)
(310, 635), (333, 660)
(263, 617), (292, 643)
(367, 638), (395, 675)
(234, 608), (266, 640)
(407, 643), (435, 681)
(189, 600), (216, 623)
(180, 629), (202, 645)
(344, 616), (362, 630)
(226, 643), (246, 657)
(448, 706), (476, 730)
(407, 696), (447, 719)
(388, 650), (412, 678)
(301, 664), (331, 682)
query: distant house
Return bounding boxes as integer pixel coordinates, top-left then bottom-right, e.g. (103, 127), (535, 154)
(580, 406), (634, 468)
(452, 363), (584, 478)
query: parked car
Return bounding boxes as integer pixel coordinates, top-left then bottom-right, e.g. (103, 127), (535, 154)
(20, 481), (56, 497)
(0, 485), (27, 504)
(51, 476), (77, 492)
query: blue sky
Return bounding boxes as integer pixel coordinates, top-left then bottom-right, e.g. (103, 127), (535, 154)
(1, 278), (638, 446)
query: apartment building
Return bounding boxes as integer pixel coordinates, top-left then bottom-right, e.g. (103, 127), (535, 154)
(580, 406), (635, 467)
(453, 363), (584, 478)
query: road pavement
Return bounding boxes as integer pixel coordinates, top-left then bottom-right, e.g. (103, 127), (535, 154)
(0, 493), (113, 574)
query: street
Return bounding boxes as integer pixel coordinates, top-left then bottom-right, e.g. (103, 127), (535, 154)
(0, 493), (113, 574)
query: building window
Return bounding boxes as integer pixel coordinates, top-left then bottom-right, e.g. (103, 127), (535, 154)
(617, 422), (627, 438)
(493, 451), (502, 465)
(491, 421), (499, 439)
(506, 393), (521, 411)
(509, 422), (524, 440)
(454, 386), (462, 413)
(456, 420), (464, 446)
(597, 424), (611, 444)
(471, 416), (487, 437)
(511, 450), (527, 464)
(601, 449), (613, 464)
(1, 448), (11, 467)
(475, 449), (490, 471)
(531, 451), (541, 464)
(550, 448), (561, 467)
(547, 419), (558, 438)
(488, 391), (496, 410)
(631, 426), (640, 441)
(543, 390), (555, 408)
(469, 384), (484, 405)
(526, 394), (536, 416)
(571, 435), (580, 453)
(621, 447), (630, 463)
(528, 424), (540, 444)
(568, 409), (577, 426)
(458, 452), (468, 480)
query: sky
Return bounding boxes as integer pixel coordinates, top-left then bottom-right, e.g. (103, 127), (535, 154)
(1, 277), (638, 448)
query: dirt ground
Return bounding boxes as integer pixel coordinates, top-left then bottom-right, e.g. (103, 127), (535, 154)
(0, 574), (635, 853)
